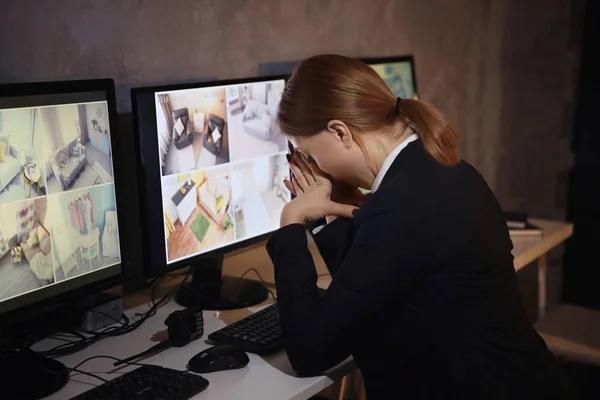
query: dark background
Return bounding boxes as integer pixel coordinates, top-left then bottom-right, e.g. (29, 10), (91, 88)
(0, 0), (592, 317)
(564, 0), (600, 310)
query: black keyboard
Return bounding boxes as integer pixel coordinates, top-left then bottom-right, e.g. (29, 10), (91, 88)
(70, 365), (209, 400)
(208, 303), (283, 354)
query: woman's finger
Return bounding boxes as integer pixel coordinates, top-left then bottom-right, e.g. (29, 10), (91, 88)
(289, 161), (310, 190)
(299, 153), (329, 183)
(284, 179), (296, 195)
(298, 153), (327, 180)
(325, 201), (357, 219)
(294, 153), (317, 183)
(292, 178), (304, 195)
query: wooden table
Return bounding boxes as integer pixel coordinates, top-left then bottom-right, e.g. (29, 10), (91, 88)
(512, 218), (573, 318)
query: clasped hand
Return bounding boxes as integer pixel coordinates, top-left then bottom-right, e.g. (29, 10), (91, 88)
(280, 152), (360, 227)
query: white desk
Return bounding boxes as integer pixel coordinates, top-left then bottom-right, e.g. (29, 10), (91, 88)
(40, 300), (347, 400)
(39, 218), (573, 400)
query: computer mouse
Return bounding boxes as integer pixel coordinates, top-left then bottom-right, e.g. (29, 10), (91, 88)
(187, 345), (250, 373)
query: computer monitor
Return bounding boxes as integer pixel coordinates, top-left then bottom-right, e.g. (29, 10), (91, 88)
(0, 78), (125, 397)
(362, 55), (418, 100)
(132, 76), (290, 310)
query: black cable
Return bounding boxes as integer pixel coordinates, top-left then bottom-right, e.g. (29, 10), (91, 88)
(76, 313), (130, 335)
(67, 354), (169, 385)
(113, 341), (171, 366)
(88, 309), (129, 326)
(36, 269), (192, 358)
(47, 335), (77, 344)
(66, 355), (190, 388)
(31, 267), (197, 359)
(239, 268), (277, 300)
(69, 368), (108, 383)
(71, 355), (152, 371)
(57, 331), (86, 341)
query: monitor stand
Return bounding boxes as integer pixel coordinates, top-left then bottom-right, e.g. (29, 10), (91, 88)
(174, 254), (269, 310)
(0, 350), (69, 399)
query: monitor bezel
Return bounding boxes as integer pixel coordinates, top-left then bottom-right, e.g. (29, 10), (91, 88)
(360, 54), (418, 96)
(0, 78), (126, 322)
(131, 74), (290, 278)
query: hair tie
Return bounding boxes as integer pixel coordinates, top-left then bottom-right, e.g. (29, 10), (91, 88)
(395, 97), (402, 114)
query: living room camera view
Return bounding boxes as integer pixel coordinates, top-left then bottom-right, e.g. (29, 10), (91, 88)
(0, 108), (47, 203)
(231, 153), (290, 240)
(36, 102), (115, 194)
(162, 165), (235, 262)
(226, 80), (287, 162)
(156, 87), (230, 177)
(0, 102), (116, 205)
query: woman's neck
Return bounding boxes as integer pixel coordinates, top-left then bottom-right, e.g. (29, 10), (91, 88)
(359, 131), (414, 189)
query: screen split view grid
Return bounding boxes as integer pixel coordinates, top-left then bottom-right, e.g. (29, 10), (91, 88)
(156, 79), (292, 264)
(0, 101), (121, 304)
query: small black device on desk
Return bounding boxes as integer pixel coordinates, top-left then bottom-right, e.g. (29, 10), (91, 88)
(114, 307), (204, 366)
(208, 303), (283, 354)
(187, 344), (249, 373)
(70, 365), (208, 400)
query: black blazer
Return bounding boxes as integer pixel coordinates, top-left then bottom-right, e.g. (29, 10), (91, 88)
(266, 140), (570, 399)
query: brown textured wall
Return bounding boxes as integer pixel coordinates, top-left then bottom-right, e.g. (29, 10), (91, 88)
(0, 0), (584, 316)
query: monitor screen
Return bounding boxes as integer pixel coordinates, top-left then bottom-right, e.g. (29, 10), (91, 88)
(143, 78), (290, 266)
(0, 86), (122, 313)
(366, 57), (417, 100)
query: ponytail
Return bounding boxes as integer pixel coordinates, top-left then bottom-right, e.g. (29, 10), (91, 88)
(398, 99), (461, 166)
(278, 54), (461, 167)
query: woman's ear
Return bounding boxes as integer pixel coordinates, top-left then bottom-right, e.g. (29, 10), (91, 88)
(326, 120), (353, 149)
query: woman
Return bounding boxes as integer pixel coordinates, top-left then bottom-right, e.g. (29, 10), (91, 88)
(266, 55), (571, 399)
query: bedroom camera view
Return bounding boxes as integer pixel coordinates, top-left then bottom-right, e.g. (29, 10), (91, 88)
(0, 101), (121, 304)
(156, 79), (291, 264)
